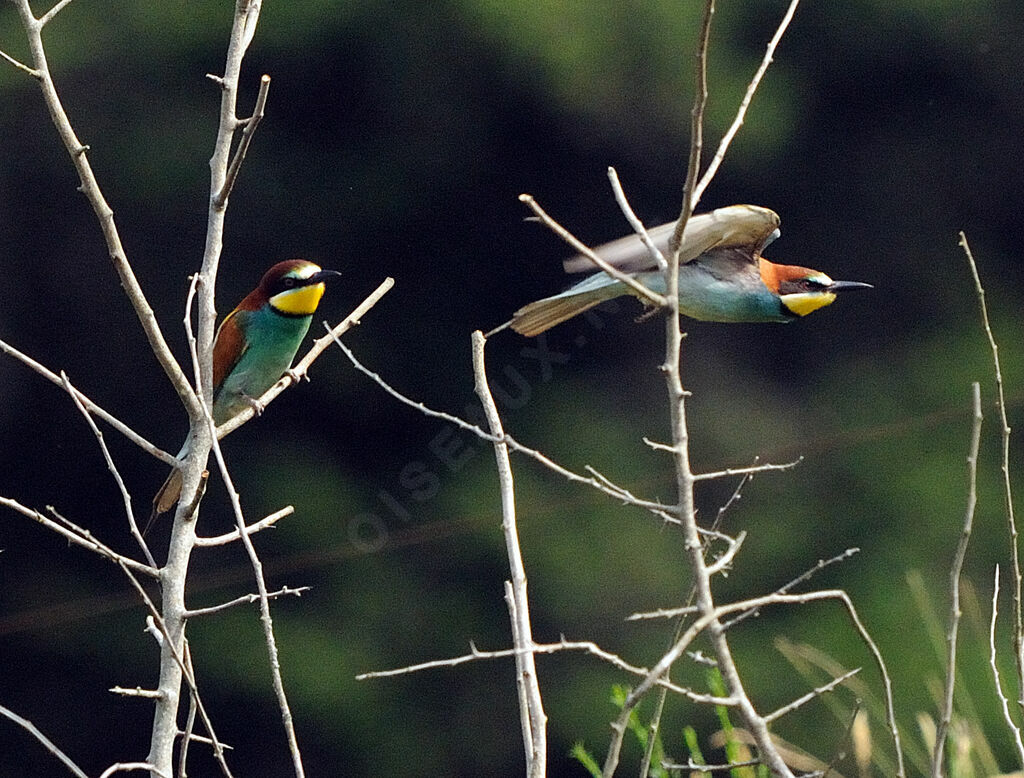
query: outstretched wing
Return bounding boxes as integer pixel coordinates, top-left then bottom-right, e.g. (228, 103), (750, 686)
(562, 204), (780, 274)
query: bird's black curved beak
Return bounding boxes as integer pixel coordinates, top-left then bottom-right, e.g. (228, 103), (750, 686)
(307, 269), (343, 285)
(829, 280), (873, 292)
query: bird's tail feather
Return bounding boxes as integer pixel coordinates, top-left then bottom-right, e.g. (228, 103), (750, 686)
(509, 285), (621, 337)
(146, 467), (183, 535)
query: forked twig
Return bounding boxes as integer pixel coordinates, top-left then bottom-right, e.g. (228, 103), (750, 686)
(691, 0), (802, 208)
(961, 232), (1024, 712)
(472, 332), (546, 777)
(214, 74), (271, 209)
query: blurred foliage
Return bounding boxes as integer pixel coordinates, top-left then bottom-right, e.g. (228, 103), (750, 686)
(1, 0), (1024, 776)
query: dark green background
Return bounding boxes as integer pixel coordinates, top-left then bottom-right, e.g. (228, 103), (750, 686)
(1, 1), (1022, 775)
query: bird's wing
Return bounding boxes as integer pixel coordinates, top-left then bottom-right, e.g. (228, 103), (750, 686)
(212, 309), (250, 397)
(562, 204), (780, 274)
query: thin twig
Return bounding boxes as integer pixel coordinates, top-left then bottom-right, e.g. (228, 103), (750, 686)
(518, 193), (667, 308)
(663, 758), (761, 773)
(9, 0), (202, 421)
(931, 383), (983, 777)
(722, 547), (861, 630)
(0, 47), (39, 76)
(0, 702), (89, 778)
(691, 0), (802, 208)
(38, 0), (79, 27)
(357, 636), (729, 703)
(607, 166), (668, 273)
(333, 336), (676, 516)
(109, 686), (162, 699)
(214, 73), (271, 209)
(961, 231), (1023, 714)
(990, 566), (1024, 764)
(472, 331), (546, 778)
(763, 667), (861, 724)
(183, 586), (310, 618)
(692, 457), (803, 481)
(195, 505), (294, 546)
(60, 371), (157, 569)
(0, 337), (175, 465)
(0, 496), (158, 578)
(97, 763), (166, 778)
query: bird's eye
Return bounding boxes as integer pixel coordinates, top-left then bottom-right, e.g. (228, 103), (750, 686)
(282, 277), (297, 288)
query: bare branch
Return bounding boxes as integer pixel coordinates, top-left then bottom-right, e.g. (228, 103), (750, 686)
(38, 0), (78, 27)
(990, 566), (1024, 764)
(185, 278), (306, 778)
(705, 530), (746, 576)
(0, 47), (39, 76)
(723, 547), (861, 630)
(692, 0), (802, 208)
(214, 73), (271, 209)
(0, 337), (175, 465)
(98, 763), (167, 778)
(764, 667), (861, 724)
(60, 372), (157, 569)
(663, 758), (762, 773)
(109, 686), (162, 699)
(472, 332), (546, 777)
(215, 276), (394, 440)
(615, 589), (902, 778)
(0, 497), (158, 578)
(333, 335), (676, 516)
(183, 586), (310, 618)
(692, 457), (803, 481)
(931, 383), (983, 777)
(0, 702), (89, 778)
(195, 505), (294, 546)
(118, 563), (234, 777)
(607, 166), (668, 273)
(518, 193), (667, 308)
(961, 231), (1024, 712)
(9, 0), (202, 421)
(357, 636), (731, 704)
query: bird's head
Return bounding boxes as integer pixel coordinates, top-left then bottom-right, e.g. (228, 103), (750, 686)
(257, 260), (342, 316)
(759, 260), (872, 318)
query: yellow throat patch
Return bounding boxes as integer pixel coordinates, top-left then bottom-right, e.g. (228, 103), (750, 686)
(781, 291), (837, 317)
(270, 282), (326, 316)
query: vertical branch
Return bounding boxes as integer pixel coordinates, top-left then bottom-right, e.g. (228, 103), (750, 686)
(931, 383), (983, 777)
(961, 232), (1023, 709)
(472, 331), (547, 778)
(151, 3), (266, 775)
(655, 2), (803, 776)
(183, 285), (306, 778)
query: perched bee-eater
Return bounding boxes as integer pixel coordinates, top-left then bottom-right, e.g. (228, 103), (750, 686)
(507, 205), (871, 336)
(151, 259), (341, 518)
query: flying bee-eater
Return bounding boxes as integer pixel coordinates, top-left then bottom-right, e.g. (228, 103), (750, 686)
(506, 205), (871, 336)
